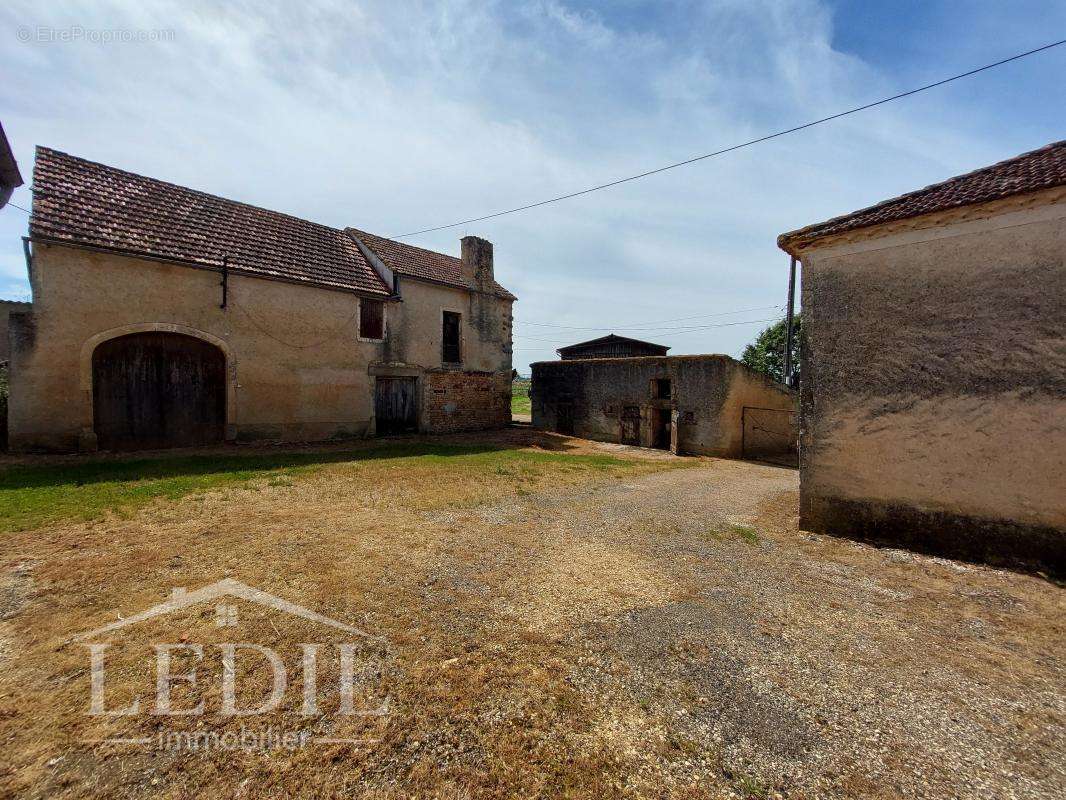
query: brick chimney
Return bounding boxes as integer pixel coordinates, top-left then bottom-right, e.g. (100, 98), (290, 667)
(461, 236), (493, 289)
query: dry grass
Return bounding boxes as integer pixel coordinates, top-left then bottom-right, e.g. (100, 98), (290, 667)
(0, 430), (1062, 799)
(0, 432), (693, 799)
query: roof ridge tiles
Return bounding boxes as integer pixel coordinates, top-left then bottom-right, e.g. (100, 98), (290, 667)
(778, 139), (1066, 252)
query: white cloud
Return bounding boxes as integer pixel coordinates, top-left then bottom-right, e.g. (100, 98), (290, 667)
(0, 0), (1062, 368)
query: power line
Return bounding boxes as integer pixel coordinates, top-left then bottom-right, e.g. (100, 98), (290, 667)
(391, 38), (1066, 239)
(512, 315), (782, 343)
(5, 201), (30, 214)
(515, 307), (784, 334)
(517, 304), (782, 331)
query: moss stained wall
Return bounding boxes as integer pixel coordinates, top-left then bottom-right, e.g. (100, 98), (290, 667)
(8, 243), (512, 451)
(530, 355), (794, 457)
(798, 197), (1066, 572)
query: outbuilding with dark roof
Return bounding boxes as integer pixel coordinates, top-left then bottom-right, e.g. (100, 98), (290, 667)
(778, 140), (1066, 575)
(8, 148), (516, 451)
(557, 334), (669, 360)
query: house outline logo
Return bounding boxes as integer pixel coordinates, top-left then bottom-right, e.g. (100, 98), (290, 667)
(72, 578), (381, 642)
(73, 578), (390, 751)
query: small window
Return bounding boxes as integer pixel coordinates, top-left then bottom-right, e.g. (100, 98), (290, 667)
(360, 298), (384, 340)
(442, 311), (462, 364)
(655, 378), (671, 399)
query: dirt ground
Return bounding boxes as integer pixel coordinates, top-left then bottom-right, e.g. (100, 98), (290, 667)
(0, 429), (1062, 799)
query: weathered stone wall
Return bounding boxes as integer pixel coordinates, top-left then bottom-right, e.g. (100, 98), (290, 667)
(798, 194), (1066, 573)
(0, 299), (31, 363)
(530, 355), (795, 457)
(8, 242), (512, 451)
(383, 277), (512, 374)
(423, 370), (510, 433)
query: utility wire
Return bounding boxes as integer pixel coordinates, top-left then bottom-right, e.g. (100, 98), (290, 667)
(516, 309), (783, 335)
(517, 304), (782, 331)
(391, 38), (1066, 239)
(512, 316), (782, 343)
(5, 201), (30, 214)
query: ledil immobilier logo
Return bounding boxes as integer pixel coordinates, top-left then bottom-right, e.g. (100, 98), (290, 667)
(71, 579), (391, 752)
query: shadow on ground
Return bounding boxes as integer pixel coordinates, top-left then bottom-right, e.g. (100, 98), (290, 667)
(0, 442), (529, 490)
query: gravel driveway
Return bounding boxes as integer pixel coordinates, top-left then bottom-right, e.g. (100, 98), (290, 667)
(1, 433), (1061, 798)
(428, 450), (1065, 798)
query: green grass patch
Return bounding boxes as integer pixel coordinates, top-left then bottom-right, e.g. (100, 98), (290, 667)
(511, 380), (531, 415)
(0, 442), (655, 533)
(699, 522), (760, 545)
(733, 774), (772, 800)
(729, 523), (759, 544)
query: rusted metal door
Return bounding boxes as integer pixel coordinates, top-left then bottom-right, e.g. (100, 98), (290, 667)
(92, 333), (226, 451)
(741, 407), (798, 461)
(375, 377), (418, 435)
(620, 406), (640, 445)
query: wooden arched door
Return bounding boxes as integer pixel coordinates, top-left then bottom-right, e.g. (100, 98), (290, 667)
(92, 332), (226, 450)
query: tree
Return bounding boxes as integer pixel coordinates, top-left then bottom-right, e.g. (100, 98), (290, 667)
(740, 314), (801, 384)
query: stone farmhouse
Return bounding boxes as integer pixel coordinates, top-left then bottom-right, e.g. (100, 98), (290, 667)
(779, 140), (1065, 573)
(8, 147), (515, 452)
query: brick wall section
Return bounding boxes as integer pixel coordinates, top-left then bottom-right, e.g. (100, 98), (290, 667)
(424, 370), (510, 433)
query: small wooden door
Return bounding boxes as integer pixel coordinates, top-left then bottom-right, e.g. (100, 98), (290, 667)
(555, 403), (575, 435)
(92, 333), (226, 451)
(375, 377), (418, 435)
(620, 406), (640, 445)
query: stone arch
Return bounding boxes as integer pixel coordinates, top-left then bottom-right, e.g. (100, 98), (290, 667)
(78, 323), (237, 449)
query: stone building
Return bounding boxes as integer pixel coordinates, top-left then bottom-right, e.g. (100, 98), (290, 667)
(531, 355), (795, 458)
(8, 147), (515, 451)
(778, 140), (1066, 573)
(557, 334), (669, 360)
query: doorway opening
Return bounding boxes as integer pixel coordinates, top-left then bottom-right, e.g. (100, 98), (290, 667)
(92, 332), (226, 451)
(375, 377), (418, 435)
(620, 406), (640, 445)
(652, 408), (671, 450)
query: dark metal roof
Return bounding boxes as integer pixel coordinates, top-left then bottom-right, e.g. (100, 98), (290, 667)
(778, 140), (1066, 254)
(557, 333), (670, 355)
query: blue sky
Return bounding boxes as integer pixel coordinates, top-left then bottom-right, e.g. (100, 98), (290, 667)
(1, 1), (1063, 371)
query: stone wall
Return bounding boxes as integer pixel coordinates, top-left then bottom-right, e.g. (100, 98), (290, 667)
(8, 242), (512, 451)
(530, 355), (795, 458)
(0, 299), (31, 363)
(423, 370), (511, 433)
(796, 193), (1066, 574)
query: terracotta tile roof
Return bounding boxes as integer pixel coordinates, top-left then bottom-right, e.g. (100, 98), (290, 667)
(347, 227), (516, 300)
(30, 147), (391, 296)
(778, 140), (1066, 253)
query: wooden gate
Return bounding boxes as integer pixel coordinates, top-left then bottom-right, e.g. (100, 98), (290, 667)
(375, 377), (418, 435)
(92, 333), (226, 451)
(620, 406), (640, 445)
(741, 407), (797, 461)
